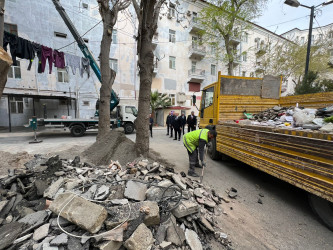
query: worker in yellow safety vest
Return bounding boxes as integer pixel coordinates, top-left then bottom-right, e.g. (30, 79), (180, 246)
(183, 128), (217, 177)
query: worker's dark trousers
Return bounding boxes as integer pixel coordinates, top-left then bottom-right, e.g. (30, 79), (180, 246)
(149, 125), (153, 137)
(188, 125), (196, 133)
(187, 148), (199, 173)
(181, 125), (185, 135)
(170, 127), (173, 137)
(174, 128), (181, 140)
(166, 125), (170, 135)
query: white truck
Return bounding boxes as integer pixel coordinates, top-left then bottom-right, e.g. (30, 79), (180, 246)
(27, 104), (137, 136)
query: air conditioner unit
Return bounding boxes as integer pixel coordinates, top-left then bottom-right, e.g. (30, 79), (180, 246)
(177, 92), (186, 103)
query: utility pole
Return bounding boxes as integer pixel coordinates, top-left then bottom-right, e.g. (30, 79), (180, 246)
(0, 0), (5, 47)
(305, 6), (314, 77)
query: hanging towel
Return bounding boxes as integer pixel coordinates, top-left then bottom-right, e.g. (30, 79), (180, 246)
(80, 57), (90, 78)
(41, 46), (53, 74)
(65, 53), (81, 75)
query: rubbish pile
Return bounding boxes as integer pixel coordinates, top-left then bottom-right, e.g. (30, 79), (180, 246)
(240, 105), (333, 132)
(0, 154), (231, 250)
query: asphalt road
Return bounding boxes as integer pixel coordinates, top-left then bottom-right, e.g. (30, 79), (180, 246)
(0, 128), (332, 249)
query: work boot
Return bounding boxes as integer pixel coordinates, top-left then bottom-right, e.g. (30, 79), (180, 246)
(195, 163), (203, 168)
(188, 171), (199, 177)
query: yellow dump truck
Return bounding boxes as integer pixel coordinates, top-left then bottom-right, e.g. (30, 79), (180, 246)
(198, 73), (333, 230)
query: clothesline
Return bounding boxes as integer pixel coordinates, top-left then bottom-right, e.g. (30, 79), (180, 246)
(3, 31), (90, 78)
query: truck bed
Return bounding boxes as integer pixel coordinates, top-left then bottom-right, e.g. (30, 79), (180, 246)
(216, 122), (333, 202)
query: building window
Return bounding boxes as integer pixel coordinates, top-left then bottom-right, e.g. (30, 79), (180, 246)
(169, 94), (175, 106)
(329, 31), (333, 39)
(169, 3), (176, 18)
(191, 61), (196, 73)
(4, 23), (18, 35)
(8, 61), (21, 79)
(242, 32), (248, 42)
(242, 52), (247, 62)
(54, 32), (67, 38)
(330, 49), (333, 57)
(82, 101), (90, 106)
(169, 56), (176, 69)
(9, 96), (23, 114)
(169, 29), (176, 43)
(318, 34), (323, 40)
(112, 30), (117, 44)
(110, 58), (118, 72)
(242, 71), (246, 77)
(192, 12), (198, 23)
(300, 37), (304, 43)
(211, 64), (216, 75)
(211, 45), (216, 54)
(57, 68), (69, 83)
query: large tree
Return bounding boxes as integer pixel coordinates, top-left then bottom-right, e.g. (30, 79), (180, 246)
(199, 0), (267, 75)
(97, 0), (130, 140)
(132, 0), (167, 156)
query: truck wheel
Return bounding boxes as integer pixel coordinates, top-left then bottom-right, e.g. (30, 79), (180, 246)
(309, 194), (333, 231)
(124, 123), (134, 134)
(70, 125), (86, 137)
(208, 138), (220, 160)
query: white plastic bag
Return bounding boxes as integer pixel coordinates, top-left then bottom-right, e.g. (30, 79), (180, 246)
(293, 109), (315, 126)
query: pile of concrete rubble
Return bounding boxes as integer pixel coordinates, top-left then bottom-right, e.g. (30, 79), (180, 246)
(0, 155), (231, 250)
(241, 105), (333, 132)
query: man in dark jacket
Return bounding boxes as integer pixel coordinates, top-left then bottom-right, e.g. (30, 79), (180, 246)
(166, 112), (171, 136)
(172, 114), (182, 141)
(149, 114), (153, 138)
(187, 111), (197, 132)
(169, 111), (175, 138)
(180, 113), (187, 135)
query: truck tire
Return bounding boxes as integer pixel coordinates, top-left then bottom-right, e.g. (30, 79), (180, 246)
(124, 123), (134, 134)
(208, 138), (220, 160)
(70, 125), (86, 137)
(308, 194), (333, 231)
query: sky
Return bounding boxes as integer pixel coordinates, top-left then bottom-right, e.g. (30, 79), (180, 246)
(255, 0), (333, 35)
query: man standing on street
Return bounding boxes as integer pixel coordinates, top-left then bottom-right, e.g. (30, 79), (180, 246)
(183, 128), (217, 177)
(172, 114), (182, 141)
(166, 112), (172, 136)
(149, 114), (154, 138)
(169, 111), (175, 138)
(187, 111), (197, 133)
(180, 113), (187, 135)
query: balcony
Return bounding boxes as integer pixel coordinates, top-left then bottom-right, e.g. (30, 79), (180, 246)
(189, 18), (204, 33)
(189, 43), (206, 59)
(229, 36), (241, 45)
(256, 48), (266, 57)
(188, 69), (205, 83)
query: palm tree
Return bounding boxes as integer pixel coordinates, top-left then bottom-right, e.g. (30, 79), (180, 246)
(150, 90), (172, 125)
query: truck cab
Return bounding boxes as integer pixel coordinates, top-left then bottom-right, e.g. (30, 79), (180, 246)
(118, 105), (137, 134)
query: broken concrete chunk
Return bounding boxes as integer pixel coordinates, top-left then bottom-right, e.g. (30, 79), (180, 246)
(185, 229), (203, 250)
(33, 223), (50, 241)
(198, 217), (214, 232)
(172, 174), (187, 190)
(13, 233), (33, 244)
(0, 222), (24, 250)
(110, 199), (129, 205)
(159, 241), (171, 249)
(166, 224), (185, 246)
(35, 179), (49, 196)
(0, 200), (8, 213)
(172, 200), (199, 218)
(50, 233), (68, 246)
(82, 184), (97, 199)
(124, 223), (154, 250)
(142, 201), (160, 226)
(124, 180), (147, 201)
(43, 178), (64, 199)
(49, 193), (108, 234)
(42, 243), (59, 250)
(64, 180), (82, 190)
(94, 185), (110, 201)
(193, 188), (203, 198)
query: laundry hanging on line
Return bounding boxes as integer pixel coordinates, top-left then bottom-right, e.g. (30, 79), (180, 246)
(2, 31), (90, 78)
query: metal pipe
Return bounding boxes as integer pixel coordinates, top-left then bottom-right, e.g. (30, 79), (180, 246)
(7, 95), (11, 132)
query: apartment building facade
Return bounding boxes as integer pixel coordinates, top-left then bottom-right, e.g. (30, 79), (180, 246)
(1, 0), (293, 128)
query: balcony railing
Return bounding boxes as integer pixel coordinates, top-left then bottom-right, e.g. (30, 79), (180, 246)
(188, 69), (205, 82)
(189, 43), (206, 59)
(189, 18), (204, 33)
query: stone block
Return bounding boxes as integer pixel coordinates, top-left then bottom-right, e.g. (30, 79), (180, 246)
(98, 241), (122, 250)
(49, 193), (107, 234)
(124, 223), (154, 250)
(171, 201), (199, 218)
(50, 233), (68, 246)
(172, 174), (186, 190)
(124, 180), (147, 201)
(33, 223), (50, 241)
(143, 201), (160, 226)
(19, 210), (48, 226)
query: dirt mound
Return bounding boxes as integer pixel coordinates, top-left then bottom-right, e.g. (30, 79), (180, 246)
(82, 129), (138, 166)
(0, 151), (33, 176)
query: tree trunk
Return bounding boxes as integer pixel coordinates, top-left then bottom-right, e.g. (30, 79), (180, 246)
(0, 47), (12, 98)
(97, 15), (116, 141)
(135, 34), (154, 156)
(225, 38), (234, 76)
(0, 0), (5, 47)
